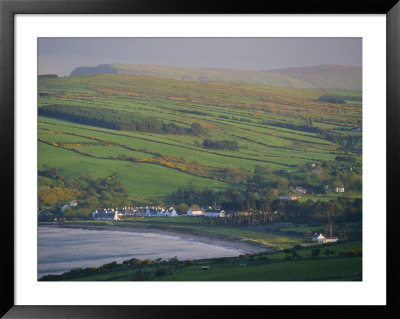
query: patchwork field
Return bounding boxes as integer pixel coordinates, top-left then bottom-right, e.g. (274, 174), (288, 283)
(38, 73), (362, 203)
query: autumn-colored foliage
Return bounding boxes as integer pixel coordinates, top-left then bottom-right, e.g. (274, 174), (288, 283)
(39, 187), (81, 205)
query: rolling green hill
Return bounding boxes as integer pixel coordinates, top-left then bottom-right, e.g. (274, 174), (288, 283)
(69, 64), (362, 90)
(268, 64), (362, 91)
(38, 73), (362, 203)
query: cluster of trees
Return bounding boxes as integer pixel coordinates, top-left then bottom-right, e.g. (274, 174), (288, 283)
(38, 168), (129, 220)
(39, 256), (185, 281)
(39, 187), (81, 206)
(168, 185), (362, 225)
(251, 163), (361, 193)
(282, 246), (337, 260)
(189, 122), (206, 136)
(38, 74), (58, 80)
(335, 156), (357, 164)
(202, 139), (239, 151)
(322, 132), (360, 153)
(319, 94), (361, 104)
(262, 120), (361, 154)
(168, 159), (361, 208)
(178, 109), (208, 116)
(264, 121), (323, 134)
(39, 104), (205, 136)
(318, 95), (346, 104)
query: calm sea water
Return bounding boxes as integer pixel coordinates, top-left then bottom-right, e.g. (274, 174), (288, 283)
(38, 226), (245, 278)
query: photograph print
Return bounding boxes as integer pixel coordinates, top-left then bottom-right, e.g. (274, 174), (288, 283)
(37, 37), (362, 282)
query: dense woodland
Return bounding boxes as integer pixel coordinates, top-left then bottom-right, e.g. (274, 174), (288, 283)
(202, 139), (239, 151)
(168, 185), (361, 225)
(318, 94), (362, 104)
(38, 104), (204, 135)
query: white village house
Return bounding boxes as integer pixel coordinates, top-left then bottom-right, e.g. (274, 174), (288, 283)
(204, 209), (226, 218)
(165, 207), (178, 217)
(92, 209), (120, 221)
(144, 206), (178, 217)
(294, 186), (307, 194)
(69, 200), (78, 207)
(335, 185), (345, 193)
(312, 233), (339, 244)
(312, 233), (326, 243)
(187, 208), (204, 216)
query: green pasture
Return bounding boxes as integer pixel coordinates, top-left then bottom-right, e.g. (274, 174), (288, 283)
(277, 224), (324, 234)
(38, 116), (337, 170)
(73, 144), (154, 159)
(38, 142), (232, 198)
(45, 235), (361, 282)
(65, 255), (362, 282)
(156, 256), (361, 281)
(297, 193), (362, 203)
(268, 241), (362, 260)
(38, 74), (362, 200)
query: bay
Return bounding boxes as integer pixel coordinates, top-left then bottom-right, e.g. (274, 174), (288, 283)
(38, 226), (245, 278)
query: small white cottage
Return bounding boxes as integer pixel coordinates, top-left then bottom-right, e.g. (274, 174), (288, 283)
(312, 233), (326, 243)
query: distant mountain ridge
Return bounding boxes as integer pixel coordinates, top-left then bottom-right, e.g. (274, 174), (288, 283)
(70, 64), (362, 90)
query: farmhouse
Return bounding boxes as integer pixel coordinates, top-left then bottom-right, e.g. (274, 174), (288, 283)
(312, 233), (339, 244)
(335, 185), (345, 193)
(294, 186), (307, 194)
(300, 162), (316, 168)
(312, 233), (326, 243)
(204, 209), (226, 218)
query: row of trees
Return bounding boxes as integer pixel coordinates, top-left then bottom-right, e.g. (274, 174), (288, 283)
(318, 94), (361, 104)
(202, 139), (239, 151)
(39, 104), (205, 136)
(263, 121), (322, 134)
(318, 95), (346, 104)
(168, 185), (362, 225)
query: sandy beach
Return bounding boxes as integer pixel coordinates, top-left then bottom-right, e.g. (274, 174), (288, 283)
(59, 223), (274, 254)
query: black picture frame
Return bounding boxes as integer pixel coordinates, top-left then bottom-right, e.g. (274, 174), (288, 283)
(1, 0), (399, 317)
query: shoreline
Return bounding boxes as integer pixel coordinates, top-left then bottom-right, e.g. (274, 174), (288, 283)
(40, 223), (274, 255)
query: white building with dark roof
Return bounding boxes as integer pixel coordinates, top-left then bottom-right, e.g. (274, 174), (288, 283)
(187, 208), (204, 216)
(335, 185), (345, 193)
(312, 233), (339, 244)
(204, 209), (226, 218)
(92, 209), (120, 221)
(312, 233), (326, 243)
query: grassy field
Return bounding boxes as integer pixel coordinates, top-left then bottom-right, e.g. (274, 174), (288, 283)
(49, 240), (361, 281)
(297, 193), (362, 203)
(38, 74), (362, 201)
(156, 257), (362, 281)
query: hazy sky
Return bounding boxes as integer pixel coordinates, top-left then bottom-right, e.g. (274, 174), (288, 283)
(38, 38), (362, 77)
